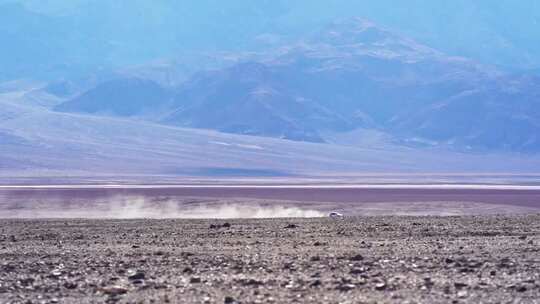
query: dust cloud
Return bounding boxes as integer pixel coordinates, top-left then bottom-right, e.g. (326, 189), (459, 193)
(0, 195), (325, 219)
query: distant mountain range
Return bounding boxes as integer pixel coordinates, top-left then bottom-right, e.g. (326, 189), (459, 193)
(3, 3), (540, 179)
(53, 19), (540, 152)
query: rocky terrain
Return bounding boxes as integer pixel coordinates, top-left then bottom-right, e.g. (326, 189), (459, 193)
(1, 215), (539, 303)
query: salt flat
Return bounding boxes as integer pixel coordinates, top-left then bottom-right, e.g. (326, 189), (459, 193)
(1, 186), (540, 219)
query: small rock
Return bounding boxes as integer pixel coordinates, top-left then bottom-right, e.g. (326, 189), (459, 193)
(518, 235), (527, 240)
(241, 278), (263, 287)
(443, 285), (451, 294)
(375, 282), (387, 290)
(50, 270), (62, 277)
(222, 223), (231, 228)
(127, 271), (145, 281)
(498, 257), (514, 268)
(284, 224), (298, 229)
(337, 283), (356, 291)
(224, 296), (236, 304)
(349, 267), (366, 275)
(457, 290), (468, 298)
(349, 254), (364, 261)
(64, 282), (77, 289)
(516, 285), (527, 292)
(190, 277), (202, 284)
(102, 286), (128, 296)
(282, 262), (295, 270)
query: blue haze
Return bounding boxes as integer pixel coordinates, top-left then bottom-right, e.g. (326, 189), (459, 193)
(1, 0), (540, 81)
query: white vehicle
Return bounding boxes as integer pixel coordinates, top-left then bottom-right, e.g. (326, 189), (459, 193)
(329, 211), (344, 218)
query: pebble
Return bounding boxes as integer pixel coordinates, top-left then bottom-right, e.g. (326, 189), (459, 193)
(337, 283), (356, 291)
(50, 270), (62, 277)
(457, 290), (468, 298)
(350, 254), (364, 261)
(127, 271), (145, 281)
(190, 277), (201, 284)
(63, 282), (77, 289)
(516, 285), (527, 292)
(310, 279), (322, 287)
(224, 296), (236, 304)
(375, 282), (387, 290)
(101, 286), (128, 296)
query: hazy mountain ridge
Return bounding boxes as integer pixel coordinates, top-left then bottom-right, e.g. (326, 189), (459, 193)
(2, 0), (540, 83)
(162, 62), (353, 142)
(55, 78), (174, 117)
(52, 18), (540, 152)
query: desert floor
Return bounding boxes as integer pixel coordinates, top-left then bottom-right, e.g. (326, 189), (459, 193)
(1, 215), (539, 304)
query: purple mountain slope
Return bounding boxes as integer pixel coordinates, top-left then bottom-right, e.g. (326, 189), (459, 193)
(54, 18), (540, 151)
(55, 78), (173, 117)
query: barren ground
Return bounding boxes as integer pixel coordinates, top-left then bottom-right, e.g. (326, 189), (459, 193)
(1, 215), (539, 304)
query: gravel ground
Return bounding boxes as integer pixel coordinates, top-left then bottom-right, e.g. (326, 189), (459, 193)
(1, 215), (539, 304)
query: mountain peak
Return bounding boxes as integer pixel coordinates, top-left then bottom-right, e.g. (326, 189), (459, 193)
(318, 17), (393, 45)
(332, 17), (378, 31)
(300, 17), (440, 61)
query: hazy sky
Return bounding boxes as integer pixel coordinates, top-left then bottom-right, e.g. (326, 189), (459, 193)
(1, 0), (539, 81)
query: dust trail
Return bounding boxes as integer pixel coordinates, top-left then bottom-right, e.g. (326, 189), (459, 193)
(0, 195), (325, 219)
(173, 205), (324, 219)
